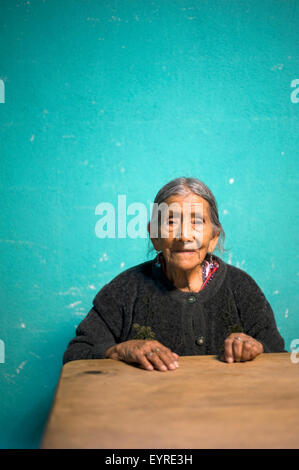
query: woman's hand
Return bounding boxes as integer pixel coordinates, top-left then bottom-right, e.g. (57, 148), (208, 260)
(105, 340), (179, 371)
(221, 332), (264, 363)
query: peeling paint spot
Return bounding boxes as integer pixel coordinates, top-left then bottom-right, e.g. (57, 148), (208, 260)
(120, 262), (125, 268)
(29, 352), (40, 359)
(30, 134), (35, 142)
(56, 287), (81, 296)
(86, 17), (101, 22)
(223, 209), (229, 215)
(273, 290), (279, 295)
(16, 361), (27, 374)
(88, 284), (96, 290)
(67, 301), (82, 309)
(0, 239), (34, 246)
(20, 323), (26, 328)
(285, 309), (289, 318)
(99, 253), (108, 262)
(236, 260), (245, 268)
(3, 373), (16, 384)
(271, 64), (284, 71)
(229, 178), (235, 184)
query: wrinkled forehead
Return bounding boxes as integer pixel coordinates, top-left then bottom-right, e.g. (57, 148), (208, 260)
(162, 194), (209, 217)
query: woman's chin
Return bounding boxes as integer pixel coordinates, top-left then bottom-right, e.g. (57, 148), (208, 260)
(170, 252), (201, 269)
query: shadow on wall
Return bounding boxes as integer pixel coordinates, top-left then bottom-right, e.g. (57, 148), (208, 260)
(19, 395), (55, 449)
(0, 387), (56, 449)
(0, 330), (69, 449)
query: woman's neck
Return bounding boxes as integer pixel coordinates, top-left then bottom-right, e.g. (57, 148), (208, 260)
(165, 263), (204, 293)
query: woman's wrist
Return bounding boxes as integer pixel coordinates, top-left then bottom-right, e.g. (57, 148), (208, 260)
(105, 344), (119, 360)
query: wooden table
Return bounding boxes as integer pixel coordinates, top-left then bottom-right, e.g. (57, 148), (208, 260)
(41, 353), (299, 449)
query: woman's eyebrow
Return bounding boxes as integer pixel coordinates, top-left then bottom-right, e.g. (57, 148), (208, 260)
(167, 212), (204, 220)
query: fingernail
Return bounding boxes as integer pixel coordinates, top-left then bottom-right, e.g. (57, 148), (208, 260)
(174, 361), (179, 368)
(227, 357), (233, 363)
(168, 363), (176, 370)
(160, 365), (167, 371)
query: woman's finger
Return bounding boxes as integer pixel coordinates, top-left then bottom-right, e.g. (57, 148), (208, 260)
(146, 342), (179, 370)
(115, 339), (179, 371)
(146, 351), (169, 371)
(223, 336), (234, 362)
(134, 350), (154, 371)
(241, 341), (262, 361)
(232, 337), (243, 362)
(160, 347), (179, 369)
(240, 340), (254, 361)
(147, 348), (178, 371)
(222, 333), (264, 363)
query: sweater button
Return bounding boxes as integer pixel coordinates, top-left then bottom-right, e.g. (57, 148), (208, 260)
(196, 336), (204, 346)
(187, 295), (196, 303)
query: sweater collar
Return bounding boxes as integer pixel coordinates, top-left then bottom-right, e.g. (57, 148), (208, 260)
(151, 252), (227, 302)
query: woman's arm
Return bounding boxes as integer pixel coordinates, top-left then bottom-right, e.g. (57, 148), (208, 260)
(63, 306), (118, 364)
(63, 279), (180, 371)
(63, 282), (127, 364)
(221, 267), (286, 363)
(231, 267), (286, 353)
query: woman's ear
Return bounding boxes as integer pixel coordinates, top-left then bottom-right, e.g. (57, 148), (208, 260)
(208, 230), (220, 253)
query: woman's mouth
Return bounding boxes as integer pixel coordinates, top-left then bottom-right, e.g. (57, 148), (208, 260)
(173, 250), (196, 255)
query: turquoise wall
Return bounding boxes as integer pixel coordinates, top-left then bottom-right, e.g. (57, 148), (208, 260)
(0, 0), (298, 448)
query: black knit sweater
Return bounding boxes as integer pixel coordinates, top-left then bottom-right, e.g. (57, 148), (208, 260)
(63, 254), (285, 364)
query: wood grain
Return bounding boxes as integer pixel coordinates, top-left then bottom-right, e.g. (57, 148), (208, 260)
(41, 353), (299, 449)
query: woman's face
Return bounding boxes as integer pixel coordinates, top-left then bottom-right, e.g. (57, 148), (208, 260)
(149, 192), (220, 271)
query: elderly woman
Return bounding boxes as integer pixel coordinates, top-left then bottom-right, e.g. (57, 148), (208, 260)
(63, 177), (285, 370)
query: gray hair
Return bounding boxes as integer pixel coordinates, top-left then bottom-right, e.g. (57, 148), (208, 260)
(147, 177), (225, 255)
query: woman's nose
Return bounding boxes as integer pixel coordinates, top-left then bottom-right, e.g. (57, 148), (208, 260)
(176, 222), (194, 241)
